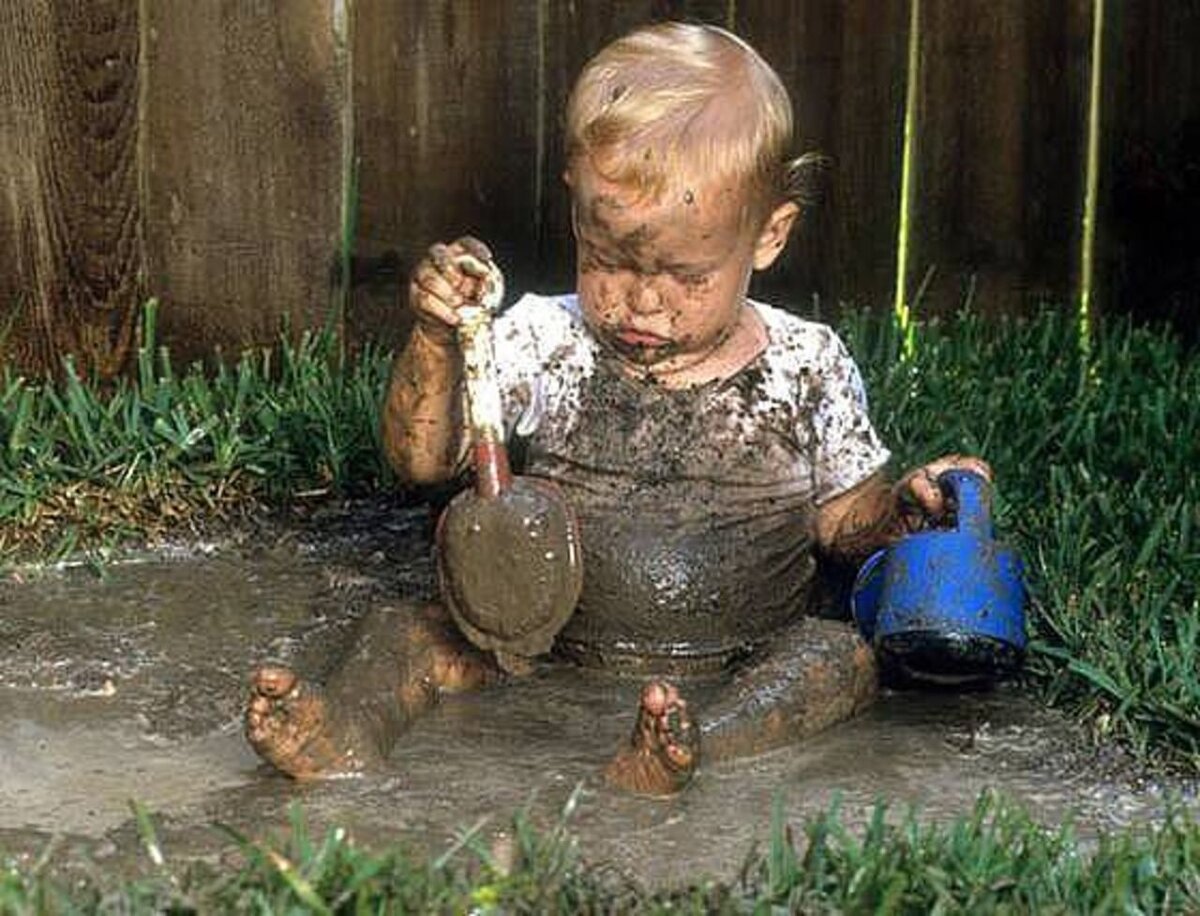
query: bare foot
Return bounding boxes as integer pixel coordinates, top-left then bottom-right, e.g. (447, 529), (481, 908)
(604, 680), (699, 797)
(244, 667), (369, 779)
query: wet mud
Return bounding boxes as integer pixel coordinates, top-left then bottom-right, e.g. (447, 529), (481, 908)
(438, 475), (581, 661)
(541, 354), (820, 668)
(0, 499), (1195, 889)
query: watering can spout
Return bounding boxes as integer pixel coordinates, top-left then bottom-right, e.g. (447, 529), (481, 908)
(851, 469), (1027, 686)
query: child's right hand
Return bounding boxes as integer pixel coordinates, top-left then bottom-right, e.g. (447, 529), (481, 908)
(408, 236), (498, 346)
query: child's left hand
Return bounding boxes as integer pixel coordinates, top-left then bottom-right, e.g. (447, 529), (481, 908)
(895, 455), (993, 530)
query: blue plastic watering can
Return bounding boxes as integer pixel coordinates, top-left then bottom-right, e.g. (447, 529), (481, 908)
(851, 469), (1027, 685)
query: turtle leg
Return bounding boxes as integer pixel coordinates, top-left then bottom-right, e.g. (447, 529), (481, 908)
(245, 602), (501, 778)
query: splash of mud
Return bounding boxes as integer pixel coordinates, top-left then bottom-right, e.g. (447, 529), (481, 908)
(0, 499), (1194, 889)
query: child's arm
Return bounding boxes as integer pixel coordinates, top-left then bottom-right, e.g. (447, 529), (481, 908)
(815, 455), (992, 567)
(381, 237), (494, 486)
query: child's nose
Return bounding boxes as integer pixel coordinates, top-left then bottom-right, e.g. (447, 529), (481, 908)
(627, 277), (663, 315)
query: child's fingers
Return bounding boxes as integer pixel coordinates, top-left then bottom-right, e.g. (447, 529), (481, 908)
(905, 468), (946, 518)
(412, 265), (463, 307)
(426, 241), (491, 292)
(428, 242), (457, 276)
(411, 287), (462, 329)
(409, 272), (464, 328)
(408, 237), (499, 336)
(927, 454), (992, 481)
(412, 259), (465, 305)
(455, 236), (493, 265)
(900, 454), (994, 522)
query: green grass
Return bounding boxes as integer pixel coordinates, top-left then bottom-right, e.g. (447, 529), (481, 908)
(841, 309), (1200, 770)
(2, 305), (1198, 767)
(0, 301), (394, 559)
(3, 792), (1198, 913)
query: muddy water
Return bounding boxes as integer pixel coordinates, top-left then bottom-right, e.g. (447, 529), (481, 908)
(0, 501), (1193, 888)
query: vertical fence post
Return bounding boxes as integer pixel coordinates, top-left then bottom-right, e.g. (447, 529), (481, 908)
(1078, 0), (1106, 361)
(893, 0), (921, 360)
(336, 0), (355, 364)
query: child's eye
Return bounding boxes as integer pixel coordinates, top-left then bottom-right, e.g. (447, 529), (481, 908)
(675, 271), (711, 287)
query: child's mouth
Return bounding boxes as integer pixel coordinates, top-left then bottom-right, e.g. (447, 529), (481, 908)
(614, 329), (671, 349)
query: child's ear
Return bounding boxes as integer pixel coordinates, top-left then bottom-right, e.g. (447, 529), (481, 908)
(752, 201), (800, 270)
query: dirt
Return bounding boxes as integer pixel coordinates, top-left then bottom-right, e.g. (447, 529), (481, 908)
(0, 498), (1195, 890)
(542, 353), (819, 668)
(438, 475), (581, 660)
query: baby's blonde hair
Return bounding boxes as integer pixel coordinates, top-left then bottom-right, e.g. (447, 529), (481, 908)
(566, 22), (816, 225)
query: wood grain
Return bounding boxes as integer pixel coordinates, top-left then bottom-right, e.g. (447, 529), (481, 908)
(349, 1), (541, 353)
(1104, 1), (1200, 336)
(0, 0), (141, 378)
(1, 2), (1196, 368)
(141, 0), (346, 366)
(913, 0), (1091, 318)
(735, 1), (909, 316)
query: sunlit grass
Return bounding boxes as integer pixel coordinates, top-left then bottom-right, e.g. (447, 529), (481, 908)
(3, 792), (1197, 913)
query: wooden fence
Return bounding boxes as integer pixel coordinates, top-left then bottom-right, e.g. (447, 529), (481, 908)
(1, 1), (1197, 377)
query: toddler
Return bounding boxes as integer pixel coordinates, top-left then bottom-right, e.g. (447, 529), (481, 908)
(246, 21), (988, 796)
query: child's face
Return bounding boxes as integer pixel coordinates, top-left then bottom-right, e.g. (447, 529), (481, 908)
(569, 158), (796, 382)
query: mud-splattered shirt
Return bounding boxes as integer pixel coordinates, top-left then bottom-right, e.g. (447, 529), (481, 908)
(489, 293), (890, 670)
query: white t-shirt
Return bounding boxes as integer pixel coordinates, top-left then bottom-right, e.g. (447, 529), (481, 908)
(486, 293), (890, 668)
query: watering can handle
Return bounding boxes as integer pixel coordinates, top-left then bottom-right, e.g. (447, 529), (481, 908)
(937, 468), (993, 539)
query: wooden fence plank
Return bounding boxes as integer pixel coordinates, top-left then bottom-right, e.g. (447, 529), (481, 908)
(142, 0), (346, 366)
(735, 1), (910, 315)
(2, 1), (1195, 368)
(1104, 1), (1200, 338)
(0, 0), (141, 378)
(349, 1), (542, 352)
(913, 0), (1092, 318)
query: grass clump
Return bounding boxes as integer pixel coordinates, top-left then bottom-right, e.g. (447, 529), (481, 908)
(743, 791), (1200, 913)
(3, 793), (1198, 913)
(843, 310), (1200, 770)
(0, 302), (394, 560)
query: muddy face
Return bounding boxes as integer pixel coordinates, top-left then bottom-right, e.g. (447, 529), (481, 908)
(569, 159), (771, 386)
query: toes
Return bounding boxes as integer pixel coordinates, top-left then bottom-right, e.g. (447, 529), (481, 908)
(244, 668), (316, 747)
(658, 700), (697, 770)
(607, 681), (699, 796)
(633, 680), (697, 770)
(253, 666), (298, 698)
(639, 681), (670, 717)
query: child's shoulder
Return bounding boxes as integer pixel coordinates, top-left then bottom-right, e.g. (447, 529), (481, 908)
(496, 292), (588, 341)
(751, 300), (849, 368)
(493, 292), (597, 374)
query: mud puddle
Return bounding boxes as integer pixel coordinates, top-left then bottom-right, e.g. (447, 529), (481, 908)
(0, 501), (1193, 888)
